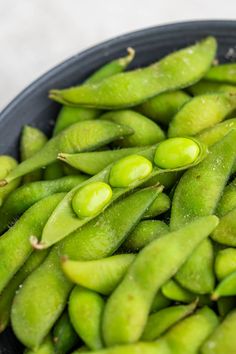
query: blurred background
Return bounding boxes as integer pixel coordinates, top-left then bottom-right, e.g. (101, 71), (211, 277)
(1, 0), (236, 110)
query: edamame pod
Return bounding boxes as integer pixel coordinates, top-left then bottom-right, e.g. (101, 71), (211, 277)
(102, 215), (218, 346)
(69, 286), (104, 350)
(43, 161), (64, 180)
(0, 120), (133, 185)
(20, 125), (48, 183)
(142, 193), (170, 219)
(205, 62), (236, 84)
(61, 254), (135, 295)
(212, 270), (236, 299)
(216, 177), (236, 217)
(49, 37), (216, 108)
(11, 187), (161, 348)
(201, 309), (236, 353)
(0, 156), (21, 207)
(217, 297), (236, 318)
(164, 306), (219, 354)
(0, 193), (64, 293)
(211, 207), (236, 246)
(0, 175), (88, 234)
(136, 90), (190, 125)
(141, 302), (197, 340)
(53, 312), (79, 354)
(161, 280), (197, 303)
(168, 93), (236, 137)
(101, 110), (165, 147)
(121, 220), (169, 252)
(24, 336), (54, 354)
(188, 80), (236, 96)
(215, 248), (236, 280)
(150, 291), (172, 313)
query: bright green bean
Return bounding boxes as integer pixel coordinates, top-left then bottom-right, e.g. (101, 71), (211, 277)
(136, 90), (190, 125)
(215, 248), (236, 280)
(0, 156), (21, 207)
(102, 215), (218, 346)
(212, 270), (236, 299)
(24, 336), (54, 354)
(53, 312), (79, 354)
(188, 80), (236, 96)
(150, 291), (172, 313)
(205, 62), (236, 84)
(216, 177), (236, 217)
(44, 161), (64, 180)
(0, 175), (88, 234)
(161, 279), (197, 303)
(211, 207), (236, 246)
(49, 37), (216, 108)
(101, 110), (165, 147)
(69, 286), (104, 350)
(168, 93), (236, 137)
(201, 309), (236, 353)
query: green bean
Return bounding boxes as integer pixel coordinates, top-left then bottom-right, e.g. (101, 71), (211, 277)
(0, 249), (48, 333)
(0, 156), (21, 207)
(40, 140), (205, 249)
(216, 177), (236, 217)
(101, 110), (165, 147)
(150, 291), (172, 313)
(164, 306), (219, 354)
(58, 147), (145, 175)
(44, 162), (64, 180)
(215, 248), (236, 280)
(168, 93), (236, 137)
(0, 120), (133, 185)
(217, 297), (236, 318)
(211, 207), (236, 246)
(20, 125), (48, 183)
(53, 312), (79, 354)
(136, 90), (191, 125)
(11, 186), (161, 348)
(121, 220), (169, 252)
(161, 279), (197, 303)
(102, 215), (218, 346)
(141, 302), (197, 340)
(0, 193), (64, 293)
(61, 254), (135, 295)
(53, 48), (135, 135)
(69, 286), (104, 350)
(0, 175), (88, 234)
(49, 37), (216, 108)
(205, 62), (236, 84)
(188, 80), (236, 96)
(24, 336), (54, 354)
(201, 309), (236, 353)
(212, 270), (236, 299)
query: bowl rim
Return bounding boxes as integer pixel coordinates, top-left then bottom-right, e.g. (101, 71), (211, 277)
(1, 19), (236, 122)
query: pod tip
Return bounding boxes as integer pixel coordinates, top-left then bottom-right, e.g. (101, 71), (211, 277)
(57, 153), (66, 161)
(29, 235), (46, 250)
(211, 292), (219, 301)
(0, 179), (7, 187)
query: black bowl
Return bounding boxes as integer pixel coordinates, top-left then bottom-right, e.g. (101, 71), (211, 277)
(1, 20), (236, 353)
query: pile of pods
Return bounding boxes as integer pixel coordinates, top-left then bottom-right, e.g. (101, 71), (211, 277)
(1, 36), (236, 353)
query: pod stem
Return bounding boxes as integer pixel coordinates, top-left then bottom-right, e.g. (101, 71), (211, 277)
(29, 236), (46, 250)
(57, 153), (67, 162)
(0, 179), (7, 187)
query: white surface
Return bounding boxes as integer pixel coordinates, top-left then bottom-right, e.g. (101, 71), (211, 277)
(0, 0), (236, 110)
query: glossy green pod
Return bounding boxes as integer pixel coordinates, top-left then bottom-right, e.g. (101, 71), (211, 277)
(0, 175), (88, 234)
(201, 309), (236, 353)
(212, 270), (236, 299)
(53, 312), (79, 354)
(136, 90), (190, 125)
(49, 37), (216, 108)
(216, 177), (236, 217)
(188, 79), (236, 96)
(11, 187), (161, 348)
(0, 120), (133, 185)
(211, 207), (236, 246)
(0, 156), (21, 208)
(168, 93), (236, 137)
(164, 307), (219, 354)
(161, 279), (197, 303)
(61, 254), (135, 295)
(142, 193), (170, 219)
(141, 302), (197, 340)
(102, 215), (218, 346)
(0, 193), (64, 293)
(44, 161), (65, 180)
(20, 125), (48, 183)
(69, 286), (104, 350)
(0, 249), (48, 333)
(24, 336), (55, 354)
(215, 248), (236, 280)
(205, 62), (236, 84)
(150, 291), (172, 313)
(101, 110), (165, 147)
(121, 220), (169, 252)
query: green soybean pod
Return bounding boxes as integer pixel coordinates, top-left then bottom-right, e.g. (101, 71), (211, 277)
(201, 309), (236, 353)
(58, 147), (146, 175)
(24, 336), (54, 354)
(217, 297), (236, 318)
(11, 187), (161, 348)
(69, 286), (104, 350)
(20, 125), (48, 183)
(0, 249), (48, 333)
(142, 193), (170, 219)
(0, 156), (21, 207)
(0, 193), (64, 293)
(168, 93), (236, 137)
(188, 80), (236, 96)
(53, 312), (79, 354)
(141, 302), (197, 341)
(49, 37), (216, 108)
(53, 48), (135, 135)
(121, 220), (169, 252)
(136, 90), (191, 125)
(44, 162), (65, 180)
(102, 215), (218, 346)
(212, 270), (236, 300)
(211, 207), (236, 246)
(61, 254), (135, 295)
(216, 177), (236, 217)
(0, 175), (88, 234)
(101, 110), (165, 147)
(161, 279), (197, 303)
(150, 291), (172, 313)
(0, 120), (133, 185)
(215, 248), (236, 280)
(164, 307), (219, 354)
(205, 62), (236, 84)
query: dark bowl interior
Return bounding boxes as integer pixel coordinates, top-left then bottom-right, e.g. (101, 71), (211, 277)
(1, 20), (236, 353)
